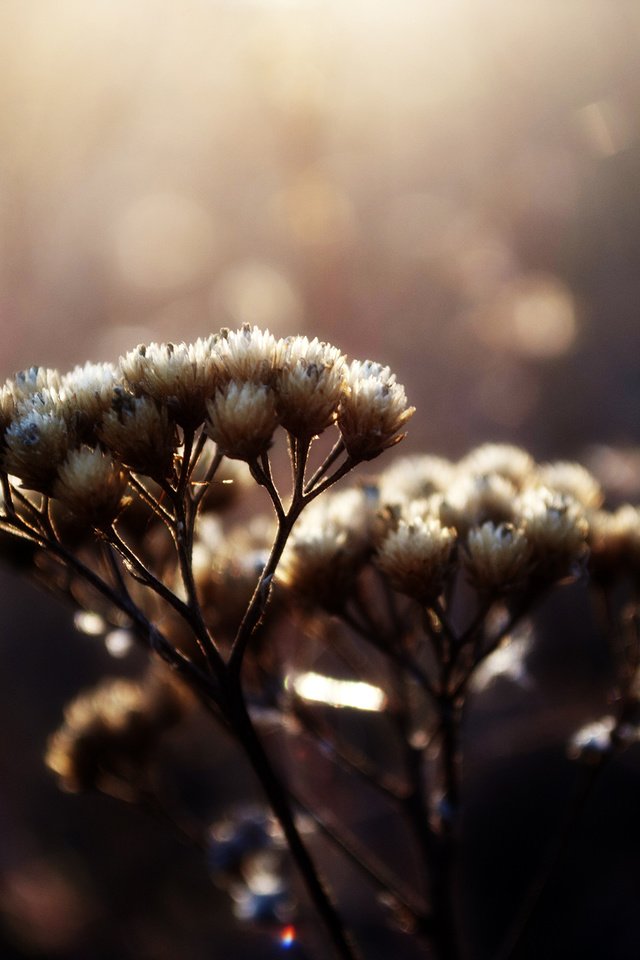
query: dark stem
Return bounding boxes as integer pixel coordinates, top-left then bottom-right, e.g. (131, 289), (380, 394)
(227, 691), (361, 960)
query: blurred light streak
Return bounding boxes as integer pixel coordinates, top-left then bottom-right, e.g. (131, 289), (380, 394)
(288, 671), (386, 711)
(73, 611), (105, 636)
(575, 98), (633, 158)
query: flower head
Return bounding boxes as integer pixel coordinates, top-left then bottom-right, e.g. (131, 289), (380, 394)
(279, 488), (373, 611)
(206, 381), (278, 461)
(464, 521), (532, 591)
(516, 486), (589, 572)
(273, 336), (346, 439)
(59, 362), (120, 444)
(458, 443), (535, 489)
(99, 390), (177, 480)
(375, 516), (455, 604)
(120, 338), (219, 429)
(338, 360), (414, 461)
(213, 325), (277, 384)
(53, 447), (130, 528)
(4, 407), (69, 493)
(534, 461), (603, 509)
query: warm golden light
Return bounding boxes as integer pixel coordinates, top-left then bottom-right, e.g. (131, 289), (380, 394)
(288, 671), (387, 711)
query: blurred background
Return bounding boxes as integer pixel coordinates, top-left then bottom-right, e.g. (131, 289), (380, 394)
(1, 0), (640, 957)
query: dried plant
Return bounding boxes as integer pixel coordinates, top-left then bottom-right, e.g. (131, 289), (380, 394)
(1, 327), (638, 960)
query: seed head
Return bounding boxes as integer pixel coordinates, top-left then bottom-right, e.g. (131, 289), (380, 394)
(588, 505), (640, 576)
(458, 443), (535, 489)
(53, 447), (130, 528)
(60, 362), (120, 444)
(338, 360), (415, 461)
(206, 381), (279, 461)
(439, 473), (516, 535)
(279, 488), (372, 611)
(120, 338), (219, 429)
(464, 521), (532, 591)
(99, 390), (177, 480)
(377, 454), (456, 509)
(517, 486), (589, 570)
(4, 408), (69, 493)
(535, 461), (603, 509)
(213, 325), (277, 384)
(45, 671), (189, 795)
(11, 366), (62, 402)
(375, 516), (455, 604)
(273, 336), (346, 439)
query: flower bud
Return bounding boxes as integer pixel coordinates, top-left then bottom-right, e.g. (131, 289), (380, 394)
(464, 521), (531, 591)
(273, 336), (346, 439)
(53, 447), (129, 528)
(206, 381), (278, 461)
(99, 390), (177, 480)
(375, 516), (455, 604)
(338, 360), (415, 461)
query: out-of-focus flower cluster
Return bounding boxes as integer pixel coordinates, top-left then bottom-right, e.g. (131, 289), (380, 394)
(276, 442), (639, 614)
(45, 666), (191, 797)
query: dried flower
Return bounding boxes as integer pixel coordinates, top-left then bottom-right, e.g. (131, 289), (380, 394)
(535, 461), (603, 509)
(464, 522), (531, 591)
(4, 407), (69, 493)
(375, 516), (455, 604)
(588, 505), (640, 577)
(45, 670), (189, 795)
(517, 487), (588, 571)
(439, 473), (516, 535)
(457, 443), (535, 489)
(120, 338), (219, 429)
(279, 489), (372, 611)
(0, 383), (16, 446)
(213, 325), (277, 384)
(59, 362), (120, 444)
(53, 447), (130, 528)
(206, 381), (279, 461)
(273, 336), (346, 439)
(377, 454), (456, 508)
(99, 390), (177, 480)
(338, 360), (415, 461)
(10, 366), (62, 402)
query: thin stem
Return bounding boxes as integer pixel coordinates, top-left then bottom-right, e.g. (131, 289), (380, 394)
(249, 456), (286, 523)
(293, 702), (406, 802)
(228, 515), (293, 676)
(292, 789), (429, 927)
(192, 447), (223, 511)
(228, 692), (361, 960)
(107, 526), (225, 681)
(340, 603), (437, 699)
(304, 437), (346, 494)
(303, 456), (356, 505)
(127, 474), (175, 527)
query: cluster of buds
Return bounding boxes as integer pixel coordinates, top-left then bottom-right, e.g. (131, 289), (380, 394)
(275, 442), (640, 618)
(0, 326), (414, 532)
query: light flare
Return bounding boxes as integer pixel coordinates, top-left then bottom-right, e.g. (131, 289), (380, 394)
(280, 924), (296, 948)
(288, 671), (386, 711)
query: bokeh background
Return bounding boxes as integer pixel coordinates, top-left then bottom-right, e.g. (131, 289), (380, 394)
(1, 1), (640, 957)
